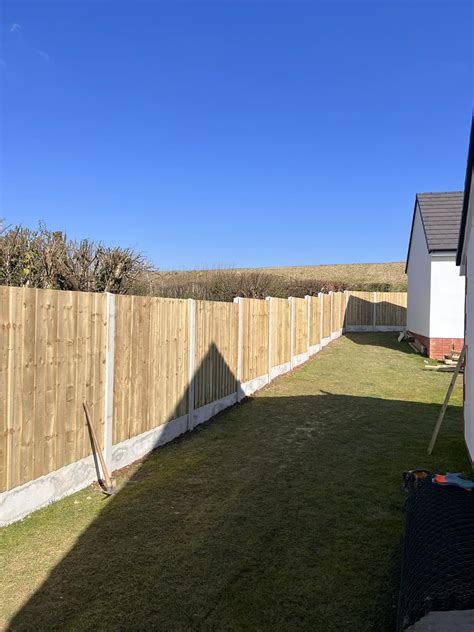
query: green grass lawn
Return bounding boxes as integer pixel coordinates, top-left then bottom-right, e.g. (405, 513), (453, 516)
(1, 334), (469, 631)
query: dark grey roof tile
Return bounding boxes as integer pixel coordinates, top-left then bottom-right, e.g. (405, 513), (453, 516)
(417, 191), (464, 252)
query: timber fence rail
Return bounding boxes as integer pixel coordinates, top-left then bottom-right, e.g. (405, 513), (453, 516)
(0, 287), (406, 525)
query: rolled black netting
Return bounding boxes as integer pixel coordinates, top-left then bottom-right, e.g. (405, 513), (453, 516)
(397, 472), (474, 631)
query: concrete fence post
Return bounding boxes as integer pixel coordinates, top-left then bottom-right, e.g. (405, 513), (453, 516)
(318, 292), (323, 343)
(329, 291), (333, 338)
(289, 296), (295, 368)
(187, 299), (196, 431)
(305, 295), (311, 353)
(338, 291), (343, 335)
(343, 290), (349, 332)
(103, 292), (115, 473)
(234, 297), (244, 401)
(266, 296), (272, 382)
(373, 291), (377, 332)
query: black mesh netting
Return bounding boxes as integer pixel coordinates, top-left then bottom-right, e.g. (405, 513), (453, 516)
(397, 472), (474, 631)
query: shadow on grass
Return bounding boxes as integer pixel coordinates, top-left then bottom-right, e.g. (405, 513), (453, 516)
(8, 389), (467, 632)
(344, 332), (416, 355)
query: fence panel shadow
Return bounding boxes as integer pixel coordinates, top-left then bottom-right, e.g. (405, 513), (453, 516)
(344, 293), (406, 330)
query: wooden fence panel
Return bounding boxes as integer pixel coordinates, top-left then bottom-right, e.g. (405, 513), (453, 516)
(113, 296), (189, 444)
(309, 296), (321, 346)
(0, 285), (408, 497)
(0, 287), (107, 493)
(240, 299), (269, 382)
(375, 292), (407, 326)
(322, 293), (331, 338)
(331, 293), (337, 332)
(0, 288), (8, 491)
(293, 298), (309, 356)
(332, 292), (342, 332)
(194, 300), (238, 409)
(345, 291), (374, 326)
(270, 298), (291, 367)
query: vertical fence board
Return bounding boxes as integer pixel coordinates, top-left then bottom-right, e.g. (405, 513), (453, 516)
(18, 289), (34, 486)
(293, 298), (309, 356)
(53, 291), (66, 479)
(322, 294), (331, 338)
(194, 300), (238, 409)
(331, 292), (340, 332)
(112, 297), (189, 444)
(240, 299), (269, 382)
(375, 292), (408, 326)
(308, 296), (321, 346)
(270, 298), (291, 367)
(32, 289), (46, 480)
(7, 287), (21, 489)
(345, 291), (374, 326)
(64, 291), (77, 467)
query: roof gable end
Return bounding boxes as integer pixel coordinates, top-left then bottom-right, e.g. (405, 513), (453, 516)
(416, 191), (464, 253)
(406, 192), (463, 273)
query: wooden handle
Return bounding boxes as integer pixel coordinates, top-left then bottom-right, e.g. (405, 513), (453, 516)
(427, 346), (466, 455)
(83, 402), (113, 489)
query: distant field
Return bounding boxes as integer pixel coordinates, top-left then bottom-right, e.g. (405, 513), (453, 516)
(157, 262), (406, 290)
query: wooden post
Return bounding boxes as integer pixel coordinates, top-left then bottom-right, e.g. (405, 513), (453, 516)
(234, 297), (244, 401)
(84, 402), (114, 494)
(427, 346), (466, 455)
(187, 299), (196, 431)
(103, 292), (115, 473)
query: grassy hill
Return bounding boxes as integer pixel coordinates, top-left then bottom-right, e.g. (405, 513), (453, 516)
(141, 262), (406, 301)
(156, 262), (406, 290)
(230, 262), (405, 287)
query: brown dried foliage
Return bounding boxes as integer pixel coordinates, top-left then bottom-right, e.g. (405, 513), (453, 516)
(0, 222), (151, 294)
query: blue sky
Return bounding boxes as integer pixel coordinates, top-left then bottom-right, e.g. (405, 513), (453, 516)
(1, 1), (472, 270)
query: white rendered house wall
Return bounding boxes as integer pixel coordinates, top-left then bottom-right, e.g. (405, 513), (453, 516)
(465, 218), (474, 459)
(429, 255), (465, 339)
(407, 206), (431, 338)
(463, 177), (474, 460)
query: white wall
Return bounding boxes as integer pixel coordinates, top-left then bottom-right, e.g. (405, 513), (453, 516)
(463, 176), (474, 460)
(407, 204), (465, 340)
(407, 205), (431, 337)
(429, 256), (465, 338)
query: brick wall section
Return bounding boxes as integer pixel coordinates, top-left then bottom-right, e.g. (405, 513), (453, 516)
(429, 338), (464, 360)
(408, 331), (464, 359)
